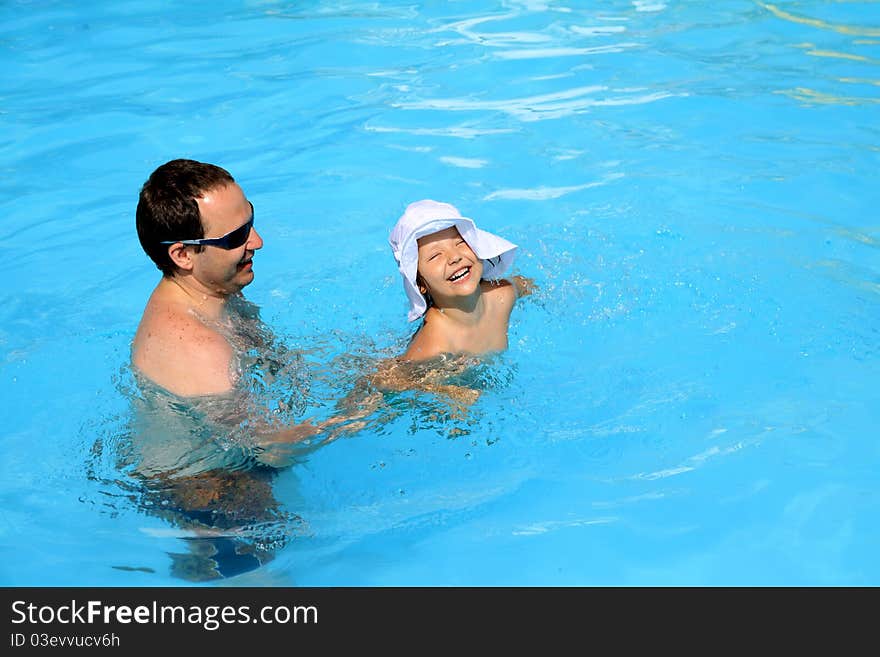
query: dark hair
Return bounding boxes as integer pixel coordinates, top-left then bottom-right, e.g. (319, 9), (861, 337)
(136, 159), (235, 276)
(415, 273), (435, 316)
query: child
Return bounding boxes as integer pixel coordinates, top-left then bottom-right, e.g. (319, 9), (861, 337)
(389, 199), (533, 362)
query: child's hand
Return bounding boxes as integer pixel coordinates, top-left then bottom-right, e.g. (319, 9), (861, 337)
(512, 275), (536, 298)
(435, 384), (481, 407)
(431, 384), (481, 421)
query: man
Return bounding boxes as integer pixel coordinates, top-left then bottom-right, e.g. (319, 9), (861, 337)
(132, 158), (349, 452)
(128, 159), (315, 580)
(133, 158), (262, 396)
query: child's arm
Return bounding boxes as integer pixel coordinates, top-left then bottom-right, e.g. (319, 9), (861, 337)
(370, 356), (482, 406)
(510, 274), (536, 299)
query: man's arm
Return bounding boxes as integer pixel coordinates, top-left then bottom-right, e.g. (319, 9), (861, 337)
(133, 310), (237, 397)
(135, 314), (341, 467)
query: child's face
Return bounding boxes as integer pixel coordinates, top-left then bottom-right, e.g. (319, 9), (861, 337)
(416, 226), (483, 301)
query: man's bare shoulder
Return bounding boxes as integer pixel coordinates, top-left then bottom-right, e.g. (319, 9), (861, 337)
(132, 290), (235, 397)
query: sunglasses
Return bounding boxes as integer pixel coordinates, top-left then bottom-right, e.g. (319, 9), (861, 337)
(161, 202), (255, 250)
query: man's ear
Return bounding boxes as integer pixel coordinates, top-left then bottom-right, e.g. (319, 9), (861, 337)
(167, 243), (195, 272)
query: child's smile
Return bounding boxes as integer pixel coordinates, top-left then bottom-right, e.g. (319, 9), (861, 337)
(448, 266), (471, 283)
(417, 227), (484, 300)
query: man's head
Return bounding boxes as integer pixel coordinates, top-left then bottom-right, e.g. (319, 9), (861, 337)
(136, 159), (236, 276)
(137, 159), (262, 295)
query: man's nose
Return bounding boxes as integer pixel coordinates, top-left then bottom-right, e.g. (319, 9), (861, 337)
(248, 227), (264, 250)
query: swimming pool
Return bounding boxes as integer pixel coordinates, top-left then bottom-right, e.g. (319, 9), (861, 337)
(1, 0), (878, 585)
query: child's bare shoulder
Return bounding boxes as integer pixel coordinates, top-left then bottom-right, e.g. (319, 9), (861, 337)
(403, 313), (455, 362)
(481, 278), (517, 306)
(481, 278), (513, 293)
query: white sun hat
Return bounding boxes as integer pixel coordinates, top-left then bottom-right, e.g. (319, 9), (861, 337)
(389, 199), (518, 321)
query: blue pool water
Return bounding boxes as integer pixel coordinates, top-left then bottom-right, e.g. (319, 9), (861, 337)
(1, 0), (878, 586)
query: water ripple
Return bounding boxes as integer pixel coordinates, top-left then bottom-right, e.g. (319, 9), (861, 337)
(484, 172), (624, 200)
(494, 43), (643, 60)
(395, 86), (681, 121)
(759, 2), (880, 37)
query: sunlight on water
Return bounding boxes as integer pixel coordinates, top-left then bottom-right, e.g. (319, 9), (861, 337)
(759, 2), (880, 37)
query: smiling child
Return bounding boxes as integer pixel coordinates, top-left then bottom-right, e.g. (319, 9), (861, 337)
(389, 199), (532, 362)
